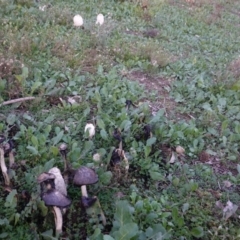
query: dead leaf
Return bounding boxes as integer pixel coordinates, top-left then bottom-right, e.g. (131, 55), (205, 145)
(223, 180), (232, 188)
(223, 200), (238, 220)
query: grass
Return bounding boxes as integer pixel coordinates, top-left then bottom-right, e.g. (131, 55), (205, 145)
(0, 0), (240, 239)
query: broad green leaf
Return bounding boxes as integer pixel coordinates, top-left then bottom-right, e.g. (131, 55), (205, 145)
(113, 223), (138, 240)
(5, 190), (17, 208)
(97, 118), (105, 129)
(43, 159), (55, 171)
(41, 229), (57, 240)
(53, 130), (64, 145)
(31, 135), (38, 147)
(89, 228), (103, 240)
(146, 137), (156, 146)
(120, 120), (131, 131)
(31, 81), (42, 94)
(84, 107), (90, 117)
(190, 226), (204, 238)
(0, 218), (9, 226)
(27, 145), (39, 155)
(103, 235), (115, 240)
(44, 115), (55, 124)
(0, 233), (8, 239)
(145, 224), (170, 239)
(202, 102), (212, 111)
(100, 129), (108, 140)
(6, 114), (16, 125)
(144, 146), (152, 157)
(172, 178), (180, 187)
(150, 171), (164, 181)
(50, 146), (59, 156)
(38, 200), (48, 216)
(115, 200), (134, 225)
(100, 171), (113, 185)
(83, 140), (93, 153)
(149, 109), (165, 124)
(182, 203), (190, 213)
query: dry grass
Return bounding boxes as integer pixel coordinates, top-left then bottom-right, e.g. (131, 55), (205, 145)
(0, 57), (25, 99)
(228, 57), (240, 79)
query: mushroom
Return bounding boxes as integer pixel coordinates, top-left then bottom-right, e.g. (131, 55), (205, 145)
(59, 143), (70, 186)
(58, 144), (100, 209)
(0, 135), (10, 186)
(84, 123), (95, 139)
(73, 166), (98, 208)
(96, 13), (104, 25)
(3, 140), (15, 168)
(37, 172), (56, 193)
(41, 189), (71, 236)
(48, 167), (67, 196)
(110, 131), (129, 171)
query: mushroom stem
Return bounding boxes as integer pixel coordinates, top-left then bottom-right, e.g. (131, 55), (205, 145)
(122, 150), (129, 171)
(9, 151), (15, 168)
(119, 140), (122, 151)
(52, 206), (63, 236)
(81, 185), (88, 197)
(0, 148), (10, 186)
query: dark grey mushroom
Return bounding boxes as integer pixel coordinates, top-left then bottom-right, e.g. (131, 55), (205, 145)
(73, 166), (98, 208)
(41, 189), (71, 236)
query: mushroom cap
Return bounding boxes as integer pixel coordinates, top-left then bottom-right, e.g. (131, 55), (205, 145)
(59, 143), (67, 151)
(42, 189), (71, 208)
(37, 172), (56, 183)
(48, 167), (67, 196)
(3, 140), (14, 157)
(73, 166), (98, 186)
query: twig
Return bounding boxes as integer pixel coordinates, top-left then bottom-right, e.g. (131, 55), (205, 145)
(0, 97), (35, 107)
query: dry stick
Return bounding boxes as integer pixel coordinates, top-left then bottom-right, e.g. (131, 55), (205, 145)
(0, 97), (35, 107)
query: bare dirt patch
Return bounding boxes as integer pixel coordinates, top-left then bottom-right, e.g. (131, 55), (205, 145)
(127, 70), (192, 120)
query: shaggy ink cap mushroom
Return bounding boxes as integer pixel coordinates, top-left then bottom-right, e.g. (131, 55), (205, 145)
(42, 189), (71, 208)
(73, 166), (98, 186)
(41, 189), (71, 236)
(73, 166), (98, 208)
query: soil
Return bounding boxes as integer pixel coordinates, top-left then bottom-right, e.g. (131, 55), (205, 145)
(128, 70), (192, 121)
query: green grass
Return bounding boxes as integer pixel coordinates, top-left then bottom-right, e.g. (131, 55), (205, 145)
(1, 0), (240, 239)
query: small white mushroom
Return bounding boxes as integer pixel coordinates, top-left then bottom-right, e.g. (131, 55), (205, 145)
(84, 123), (95, 139)
(96, 14), (104, 25)
(73, 14), (83, 27)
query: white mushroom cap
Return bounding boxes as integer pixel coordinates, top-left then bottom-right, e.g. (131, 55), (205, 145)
(48, 167), (67, 196)
(84, 123), (95, 139)
(73, 14), (83, 27)
(96, 14), (104, 25)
